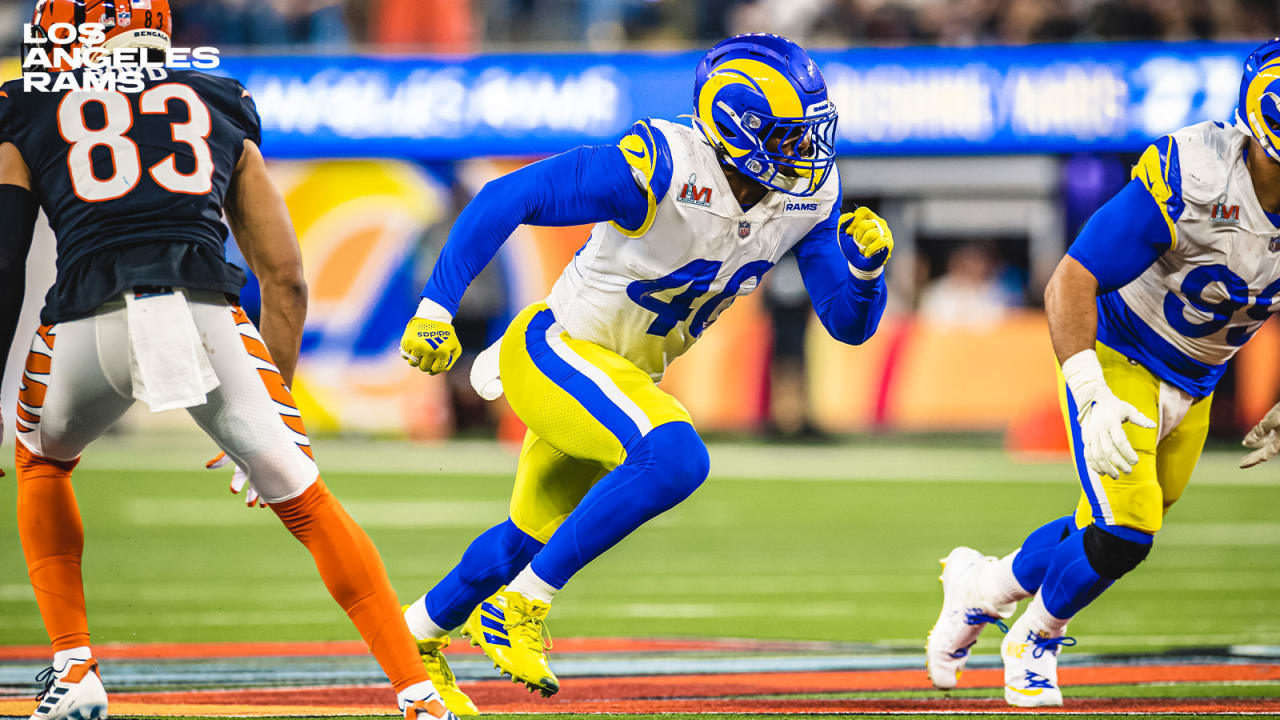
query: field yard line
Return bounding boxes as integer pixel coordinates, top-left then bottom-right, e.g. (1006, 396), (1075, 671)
(19, 435), (1268, 487)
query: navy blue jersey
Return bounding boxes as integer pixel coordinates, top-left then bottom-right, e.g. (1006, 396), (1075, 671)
(0, 68), (260, 323)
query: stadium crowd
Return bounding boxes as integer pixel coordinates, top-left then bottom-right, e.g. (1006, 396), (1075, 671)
(1, 0), (1277, 53)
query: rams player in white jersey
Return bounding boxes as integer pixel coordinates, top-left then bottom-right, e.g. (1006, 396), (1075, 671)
(926, 38), (1280, 707)
(396, 34), (893, 715)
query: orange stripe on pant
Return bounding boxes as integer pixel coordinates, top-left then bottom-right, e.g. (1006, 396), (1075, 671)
(268, 480), (427, 692)
(18, 328), (55, 415)
(229, 307), (312, 462)
(15, 442), (89, 652)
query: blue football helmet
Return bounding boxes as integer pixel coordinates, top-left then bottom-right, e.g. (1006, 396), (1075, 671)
(692, 33), (837, 197)
(1237, 37), (1280, 163)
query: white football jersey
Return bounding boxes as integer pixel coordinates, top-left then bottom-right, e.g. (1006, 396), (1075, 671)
(545, 118), (841, 380)
(1106, 120), (1280, 396)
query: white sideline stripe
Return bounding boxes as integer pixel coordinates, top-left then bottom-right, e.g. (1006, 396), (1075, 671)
(122, 498), (507, 528)
(544, 320), (653, 437)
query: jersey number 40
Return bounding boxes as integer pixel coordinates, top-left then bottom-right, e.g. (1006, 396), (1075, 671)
(627, 258), (773, 338)
(57, 86), (214, 202)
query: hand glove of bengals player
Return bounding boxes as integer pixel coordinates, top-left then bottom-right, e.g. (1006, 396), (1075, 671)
(838, 206), (894, 276)
(401, 318), (462, 375)
(206, 451), (266, 508)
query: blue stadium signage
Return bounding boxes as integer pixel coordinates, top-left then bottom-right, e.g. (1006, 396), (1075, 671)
(215, 42), (1252, 159)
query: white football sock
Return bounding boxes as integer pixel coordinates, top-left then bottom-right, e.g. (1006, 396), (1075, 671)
(978, 550), (1032, 609)
(52, 646), (91, 670)
(507, 565), (558, 604)
(1022, 592), (1070, 638)
(403, 597), (450, 640)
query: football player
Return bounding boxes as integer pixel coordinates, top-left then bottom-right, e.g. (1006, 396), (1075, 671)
(0, 2), (453, 719)
(397, 34), (893, 714)
(926, 38), (1280, 707)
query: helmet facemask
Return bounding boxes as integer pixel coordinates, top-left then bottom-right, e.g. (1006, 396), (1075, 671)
(736, 102), (837, 197)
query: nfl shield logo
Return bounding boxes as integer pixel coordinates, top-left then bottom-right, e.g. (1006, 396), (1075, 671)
(1270, 237), (1280, 252)
(738, 221), (751, 238)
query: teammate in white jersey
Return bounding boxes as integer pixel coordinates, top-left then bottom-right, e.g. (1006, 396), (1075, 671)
(394, 34), (893, 714)
(926, 38), (1280, 707)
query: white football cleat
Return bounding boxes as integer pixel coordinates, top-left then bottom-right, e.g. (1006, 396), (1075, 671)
(30, 657), (107, 720)
(397, 682), (459, 720)
(1000, 613), (1076, 707)
(925, 546), (1015, 690)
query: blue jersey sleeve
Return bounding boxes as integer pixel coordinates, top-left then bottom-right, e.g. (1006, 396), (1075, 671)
(791, 199), (888, 345)
(420, 141), (651, 315)
(1067, 176), (1175, 294)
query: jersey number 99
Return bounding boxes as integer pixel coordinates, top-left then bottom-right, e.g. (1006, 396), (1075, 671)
(1164, 264), (1280, 346)
(56, 85), (214, 202)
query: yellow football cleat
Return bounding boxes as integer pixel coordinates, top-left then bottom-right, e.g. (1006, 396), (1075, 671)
(414, 636), (479, 716)
(461, 590), (559, 697)
(399, 605), (478, 716)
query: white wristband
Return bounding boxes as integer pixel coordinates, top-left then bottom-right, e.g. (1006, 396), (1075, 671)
(848, 262), (884, 281)
(415, 297), (453, 323)
(1061, 348), (1107, 406)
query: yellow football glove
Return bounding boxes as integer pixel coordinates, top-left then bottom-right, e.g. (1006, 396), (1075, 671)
(839, 206), (894, 273)
(401, 318), (462, 374)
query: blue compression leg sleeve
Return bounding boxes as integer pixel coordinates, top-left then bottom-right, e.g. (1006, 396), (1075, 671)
(424, 519), (544, 630)
(529, 422), (710, 588)
(1038, 527), (1113, 619)
(1011, 515), (1077, 593)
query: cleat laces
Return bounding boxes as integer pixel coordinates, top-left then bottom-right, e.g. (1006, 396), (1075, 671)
(506, 613), (553, 653)
(34, 666), (56, 701)
(963, 609), (1009, 632)
(1029, 632), (1076, 659)
(423, 649), (457, 686)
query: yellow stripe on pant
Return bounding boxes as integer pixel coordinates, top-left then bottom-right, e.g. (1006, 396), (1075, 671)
(499, 302), (693, 542)
(1057, 342), (1211, 535)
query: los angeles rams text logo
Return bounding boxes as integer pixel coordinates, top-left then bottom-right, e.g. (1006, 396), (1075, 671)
(785, 202), (819, 212)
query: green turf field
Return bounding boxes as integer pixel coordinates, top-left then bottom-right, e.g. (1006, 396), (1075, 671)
(0, 434), (1277, 653)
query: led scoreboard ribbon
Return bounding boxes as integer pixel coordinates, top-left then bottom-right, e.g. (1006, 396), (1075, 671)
(212, 42), (1251, 159)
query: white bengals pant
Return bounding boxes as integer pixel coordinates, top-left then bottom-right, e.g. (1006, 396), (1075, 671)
(14, 292), (319, 503)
